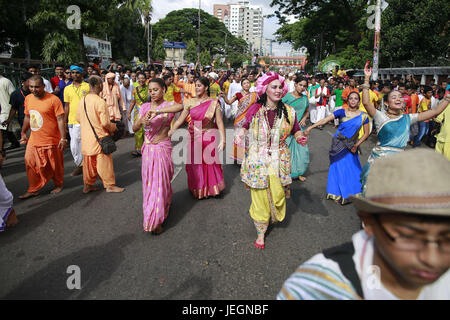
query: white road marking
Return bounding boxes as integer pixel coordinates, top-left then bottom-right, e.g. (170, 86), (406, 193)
(326, 131), (333, 136)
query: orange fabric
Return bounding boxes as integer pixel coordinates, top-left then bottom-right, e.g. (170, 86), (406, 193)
(411, 94), (419, 114)
(76, 94), (116, 156)
(24, 92), (65, 146)
(83, 153), (116, 188)
(183, 82), (196, 100)
(100, 81), (125, 122)
(25, 145), (64, 193)
(341, 87), (359, 109)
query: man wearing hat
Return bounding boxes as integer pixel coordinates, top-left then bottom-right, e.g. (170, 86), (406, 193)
(278, 149), (450, 300)
(208, 72), (221, 99)
(64, 65), (90, 176)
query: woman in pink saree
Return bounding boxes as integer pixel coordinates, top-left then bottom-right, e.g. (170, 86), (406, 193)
(133, 78), (180, 234)
(154, 77), (226, 199)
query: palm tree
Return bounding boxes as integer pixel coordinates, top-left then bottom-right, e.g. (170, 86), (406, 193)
(125, 0), (153, 65)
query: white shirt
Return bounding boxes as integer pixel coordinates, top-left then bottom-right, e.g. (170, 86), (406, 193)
(120, 83), (134, 108)
(43, 78), (53, 94)
(0, 76), (15, 130)
(289, 81), (295, 93)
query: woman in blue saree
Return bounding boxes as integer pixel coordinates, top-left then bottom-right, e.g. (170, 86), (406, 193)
(304, 92), (370, 204)
(282, 77), (310, 181)
(360, 62), (450, 192)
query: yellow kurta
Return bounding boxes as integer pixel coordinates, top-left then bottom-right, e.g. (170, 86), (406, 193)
(435, 105), (450, 161)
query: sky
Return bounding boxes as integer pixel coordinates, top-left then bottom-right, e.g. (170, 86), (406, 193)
(151, 0), (294, 56)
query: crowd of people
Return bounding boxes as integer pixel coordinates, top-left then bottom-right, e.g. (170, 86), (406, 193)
(0, 57), (449, 299)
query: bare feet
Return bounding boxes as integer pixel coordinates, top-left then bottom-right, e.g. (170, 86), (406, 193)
(18, 192), (39, 199)
(298, 176), (307, 182)
(50, 186), (63, 194)
(6, 209), (18, 228)
(83, 185), (100, 194)
(254, 234), (265, 249)
(106, 186), (125, 193)
(152, 225), (163, 235)
(71, 166), (83, 176)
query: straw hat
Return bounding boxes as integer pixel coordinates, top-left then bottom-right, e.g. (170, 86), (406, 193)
(351, 149), (450, 216)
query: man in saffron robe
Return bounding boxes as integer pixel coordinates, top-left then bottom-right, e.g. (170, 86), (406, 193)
(76, 76), (124, 194)
(19, 75), (67, 199)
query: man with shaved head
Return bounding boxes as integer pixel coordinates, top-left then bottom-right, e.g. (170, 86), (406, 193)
(19, 75), (67, 199)
(76, 76), (124, 194)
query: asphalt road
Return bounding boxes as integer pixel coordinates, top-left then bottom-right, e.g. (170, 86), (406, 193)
(0, 121), (380, 300)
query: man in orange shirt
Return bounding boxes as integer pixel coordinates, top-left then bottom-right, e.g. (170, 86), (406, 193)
(19, 75), (67, 199)
(182, 73), (196, 101)
(408, 85), (420, 114)
(77, 76), (124, 194)
(341, 78), (358, 108)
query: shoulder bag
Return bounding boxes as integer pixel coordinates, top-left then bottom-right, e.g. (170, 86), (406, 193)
(84, 97), (117, 155)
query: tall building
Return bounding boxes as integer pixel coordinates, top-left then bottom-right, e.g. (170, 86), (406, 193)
(213, 1), (264, 54)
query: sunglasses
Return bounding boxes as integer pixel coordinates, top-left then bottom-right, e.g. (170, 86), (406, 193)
(65, 72), (71, 74)
(71, 71), (81, 74)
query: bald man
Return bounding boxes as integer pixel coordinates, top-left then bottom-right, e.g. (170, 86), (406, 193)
(76, 76), (124, 194)
(19, 75), (67, 199)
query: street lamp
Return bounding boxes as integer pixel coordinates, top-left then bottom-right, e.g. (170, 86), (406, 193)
(219, 30), (228, 56)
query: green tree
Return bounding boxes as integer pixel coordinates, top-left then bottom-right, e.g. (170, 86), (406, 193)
(151, 36), (166, 62)
(199, 49), (211, 66)
(125, 0), (152, 64)
(272, 0), (450, 69)
(185, 39), (198, 63)
(152, 9), (247, 59)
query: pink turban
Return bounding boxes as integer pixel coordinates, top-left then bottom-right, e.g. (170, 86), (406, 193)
(255, 72), (289, 98)
(106, 72), (116, 79)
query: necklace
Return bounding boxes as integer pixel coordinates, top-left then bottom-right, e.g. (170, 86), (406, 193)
(264, 103), (277, 111)
(386, 109), (401, 118)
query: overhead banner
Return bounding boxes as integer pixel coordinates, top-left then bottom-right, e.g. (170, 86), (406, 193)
(83, 35), (112, 58)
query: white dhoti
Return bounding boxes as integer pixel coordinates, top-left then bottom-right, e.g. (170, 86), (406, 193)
(69, 124), (83, 167)
(309, 105), (327, 124)
(0, 174), (13, 232)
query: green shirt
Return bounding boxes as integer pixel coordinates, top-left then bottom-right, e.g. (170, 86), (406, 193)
(334, 88), (344, 107)
(308, 84), (320, 99)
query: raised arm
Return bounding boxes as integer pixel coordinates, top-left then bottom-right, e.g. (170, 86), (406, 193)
(168, 108), (190, 137)
(221, 93), (237, 105)
(156, 102), (184, 114)
(362, 61), (377, 118)
(304, 113), (336, 136)
(417, 94), (450, 122)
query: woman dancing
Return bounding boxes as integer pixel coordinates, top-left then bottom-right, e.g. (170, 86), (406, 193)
(282, 77), (310, 181)
(221, 77), (258, 162)
(155, 77), (226, 199)
(241, 72), (307, 249)
(361, 61), (450, 191)
(304, 91), (370, 204)
(133, 78), (179, 234)
(128, 73), (149, 157)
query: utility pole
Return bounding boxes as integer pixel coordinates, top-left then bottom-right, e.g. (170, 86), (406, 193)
(372, 0), (381, 81)
(198, 0), (201, 63)
(149, 22), (153, 65)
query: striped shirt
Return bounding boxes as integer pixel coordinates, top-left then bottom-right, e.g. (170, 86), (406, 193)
(278, 230), (450, 300)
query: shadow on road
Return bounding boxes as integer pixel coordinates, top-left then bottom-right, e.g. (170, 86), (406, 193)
(2, 234), (136, 300)
(160, 275), (213, 300)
